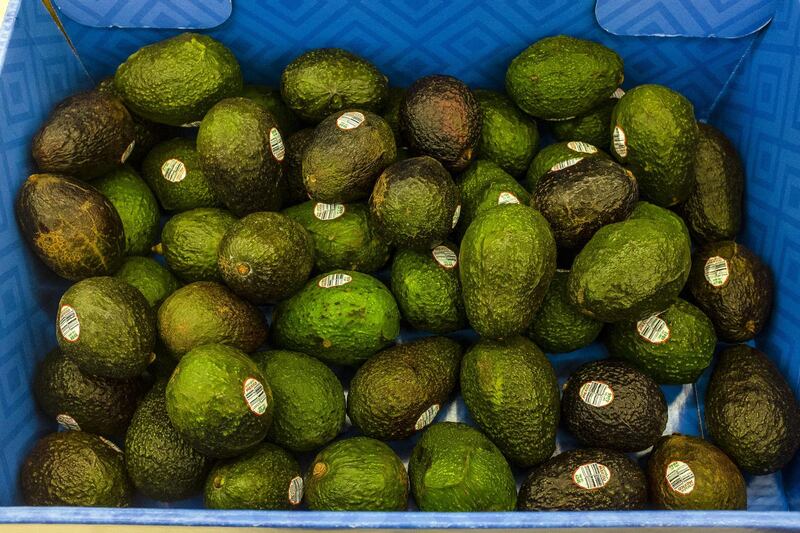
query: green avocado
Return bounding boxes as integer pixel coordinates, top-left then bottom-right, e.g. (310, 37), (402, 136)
(460, 336), (559, 467)
(141, 138), (220, 212)
(457, 160), (530, 234)
(272, 271), (400, 366)
(474, 89), (540, 177)
(549, 91), (622, 150)
(460, 204), (556, 339)
(240, 85), (302, 135)
(305, 436), (408, 511)
(409, 422), (516, 512)
(281, 128), (315, 206)
(525, 141), (610, 191)
(114, 32), (242, 126)
(114, 256), (181, 309)
(347, 336), (462, 441)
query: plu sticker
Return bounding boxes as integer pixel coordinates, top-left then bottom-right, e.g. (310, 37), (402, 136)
(414, 404), (440, 431)
(288, 476), (304, 505)
(313, 203), (346, 221)
(704, 256), (730, 287)
(497, 191), (520, 205)
(121, 140), (136, 163)
(550, 157), (584, 172)
(99, 436), (123, 453)
(161, 159), (187, 183)
(58, 305), (80, 343)
(432, 245), (458, 269)
(269, 128), (285, 161)
(636, 315), (671, 344)
(56, 413), (81, 431)
(613, 125), (628, 158)
(567, 141), (598, 154)
(318, 273), (352, 288)
(337, 111), (365, 130)
(573, 463), (611, 490)
(451, 205), (462, 229)
(578, 381), (614, 408)
(181, 120), (202, 128)
(243, 377), (268, 416)
(612, 88), (626, 99)
(666, 461), (695, 495)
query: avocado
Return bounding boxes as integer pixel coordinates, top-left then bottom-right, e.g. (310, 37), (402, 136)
(460, 204), (556, 338)
(688, 241), (773, 342)
(114, 32), (242, 126)
(157, 281), (267, 359)
(114, 256), (181, 309)
(16, 173), (125, 280)
(252, 350), (346, 453)
(550, 91), (622, 150)
(158, 207), (237, 283)
(532, 157), (638, 249)
(141, 138), (220, 212)
(561, 359), (667, 451)
(57, 276), (155, 379)
(706, 345), (800, 474)
(506, 36), (623, 120)
(205, 442), (302, 510)
(567, 204), (691, 322)
(400, 75), (481, 171)
(648, 434), (746, 510)
(281, 48), (388, 123)
(93, 165), (160, 256)
(473, 181), (531, 220)
(474, 89), (540, 177)
(409, 422), (516, 512)
(348, 336), (462, 440)
(605, 298), (716, 384)
(679, 124), (744, 242)
(390, 244), (467, 333)
(457, 160), (530, 234)
(283, 201), (390, 273)
(282, 128), (315, 206)
(460, 336), (559, 467)
(630, 199), (691, 239)
(125, 382), (210, 501)
(31, 90), (136, 180)
(517, 448), (646, 511)
(525, 141), (610, 191)
(272, 271), (400, 366)
(369, 156), (460, 249)
(166, 343), (273, 458)
(240, 85), (302, 135)
(305, 436), (408, 511)
(217, 211), (314, 304)
(527, 270), (603, 353)
(21, 431), (132, 507)
(610, 84), (699, 206)
(34, 349), (142, 437)
(382, 87), (406, 140)
(197, 97), (284, 215)
(303, 109), (396, 202)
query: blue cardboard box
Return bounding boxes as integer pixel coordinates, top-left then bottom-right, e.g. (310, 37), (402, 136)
(0, 0), (798, 529)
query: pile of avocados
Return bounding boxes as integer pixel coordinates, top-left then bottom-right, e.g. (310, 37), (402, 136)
(15, 32), (800, 513)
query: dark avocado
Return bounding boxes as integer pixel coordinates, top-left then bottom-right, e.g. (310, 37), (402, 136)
(282, 128), (315, 206)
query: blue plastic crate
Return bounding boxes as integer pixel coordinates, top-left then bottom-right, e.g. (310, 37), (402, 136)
(0, 0), (798, 529)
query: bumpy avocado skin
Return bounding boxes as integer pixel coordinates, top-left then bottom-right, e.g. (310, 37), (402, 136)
(525, 141), (610, 191)
(474, 89), (540, 177)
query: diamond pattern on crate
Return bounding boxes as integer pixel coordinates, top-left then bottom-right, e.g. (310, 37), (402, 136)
(53, 0), (232, 29)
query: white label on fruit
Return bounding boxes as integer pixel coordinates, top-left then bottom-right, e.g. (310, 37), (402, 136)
(612, 88), (626, 99)
(636, 314), (671, 344)
(573, 463), (611, 490)
(56, 413), (81, 431)
(613, 125), (628, 158)
(550, 157), (584, 172)
(288, 476), (304, 505)
(337, 111), (365, 130)
(121, 140), (136, 163)
(313, 203), (346, 221)
(432, 245), (458, 269)
(549, 115), (576, 122)
(269, 127), (285, 162)
(567, 141), (598, 154)
(318, 273), (352, 288)
(497, 191), (520, 205)
(578, 381), (614, 407)
(243, 377), (268, 416)
(666, 461), (695, 495)
(58, 305), (80, 343)
(414, 404), (440, 431)
(161, 159), (187, 183)
(451, 204), (461, 228)
(704, 256), (730, 287)
(99, 436), (122, 453)
(180, 120), (202, 128)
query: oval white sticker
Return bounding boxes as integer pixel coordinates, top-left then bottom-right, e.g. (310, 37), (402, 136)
(704, 256), (730, 287)
(161, 159), (187, 183)
(313, 203), (346, 221)
(318, 273), (353, 288)
(56, 413), (81, 431)
(414, 404), (440, 431)
(99, 436), (123, 453)
(120, 140), (136, 163)
(58, 305), (80, 343)
(551, 157), (584, 172)
(578, 381), (614, 408)
(337, 111), (365, 130)
(243, 377), (268, 416)
(497, 191), (520, 205)
(269, 127), (285, 161)
(636, 315), (671, 344)
(451, 204), (462, 228)
(612, 88), (626, 99)
(613, 125), (628, 158)
(288, 476), (304, 505)
(573, 463), (611, 490)
(432, 245), (458, 269)
(666, 460), (695, 495)
(567, 141), (598, 154)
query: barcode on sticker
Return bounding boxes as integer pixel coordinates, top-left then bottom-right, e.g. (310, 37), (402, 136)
(99, 436), (122, 453)
(161, 159), (187, 183)
(497, 192), (520, 205)
(269, 128), (285, 161)
(636, 315), (670, 344)
(288, 476), (304, 505)
(578, 381), (614, 407)
(314, 203), (346, 221)
(121, 140), (136, 163)
(414, 404), (440, 431)
(318, 273), (352, 288)
(551, 157), (584, 172)
(568, 141), (598, 154)
(452, 205), (461, 228)
(243, 377), (268, 415)
(337, 111), (365, 130)
(573, 463), (611, 490)
(432, 245), (458, 269)
(666, 461), (695, 494)
(613, 126), (628, 157)
(59, 305), (80, 342)
(704, 256), (730, 287)
(56, 413), (81, 431)
(612, 88), (626, 99)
